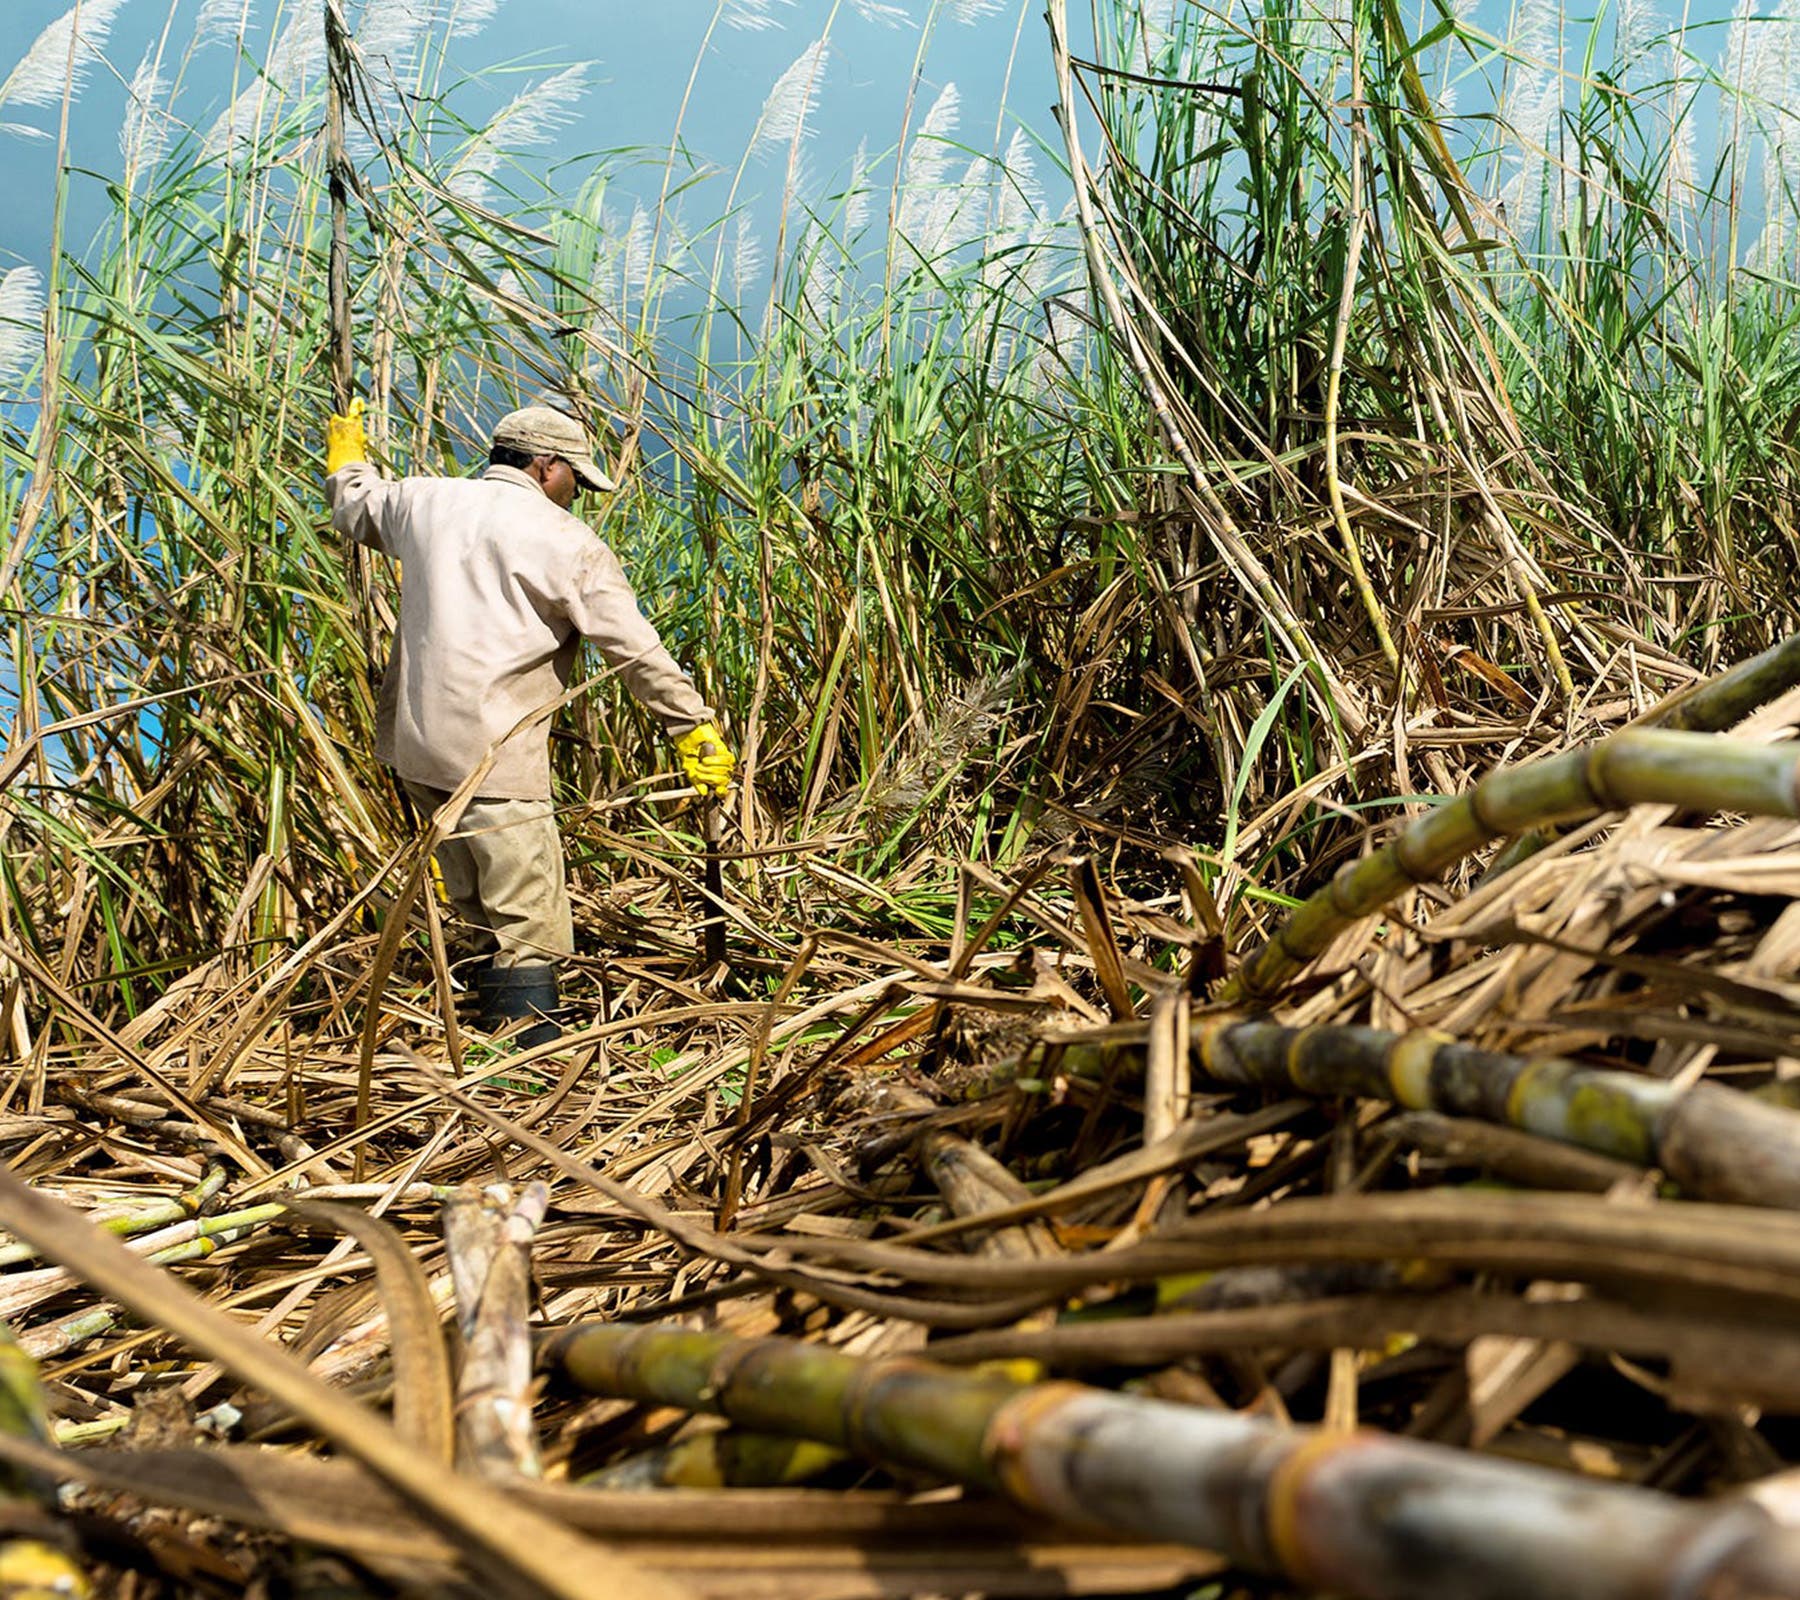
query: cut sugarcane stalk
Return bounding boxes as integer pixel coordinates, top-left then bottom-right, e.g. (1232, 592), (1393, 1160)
(1227, 730), (1800, 1001)
(545, 1321), (1800, 1600)
(1015, 1016), (1800, 1209)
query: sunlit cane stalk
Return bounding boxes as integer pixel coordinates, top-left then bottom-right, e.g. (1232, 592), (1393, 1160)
(1481, 627), (1800, 881)
(544, 1321), (1800, 1600)
(0, 1164), (228, 1270)
(1226, 728), (1800, 1001)
(1024, 1016), (1800, 1209)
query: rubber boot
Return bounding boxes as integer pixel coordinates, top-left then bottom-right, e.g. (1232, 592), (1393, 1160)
(476, 963), (561, 1049)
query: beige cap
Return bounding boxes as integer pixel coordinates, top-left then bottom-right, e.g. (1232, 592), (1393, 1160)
(491, 404), (615, 492)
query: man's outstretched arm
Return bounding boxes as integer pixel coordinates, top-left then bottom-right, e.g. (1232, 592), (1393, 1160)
(565, 541), (735, 795)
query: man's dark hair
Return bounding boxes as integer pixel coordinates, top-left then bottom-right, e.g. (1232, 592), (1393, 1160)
(489, 443), (537, 471)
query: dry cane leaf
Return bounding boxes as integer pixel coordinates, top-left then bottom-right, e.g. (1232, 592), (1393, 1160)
(282, 1197), (456, 1465)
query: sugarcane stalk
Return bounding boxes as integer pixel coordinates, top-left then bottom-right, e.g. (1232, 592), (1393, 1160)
(1385, 1111), (1641, 1194)
(1022, 1015), (1800, 1209)
(0, 1204), (287, 1321)
(1226, 729), (1800, 1001)
(0, 1165), (229, 1270)
(851, 1080), (1058, 1261)
(6, 1222), (276, 1349)
(922, 1289), (1800, 1415)
(324, 0), (375, 677)
(920, 1133), (1060, 1261)
(444, 1183), (546, 1480)
(0, 1329), (90, 1597)
(20, 1306), (118, 1363)
(1649, 628), (1800, 734)
(136, 1211), (279, 1266)
(544, 1321), (1800, 1600)
(1479, 628), (1800, 884)
(49, 1417), (128, 1448)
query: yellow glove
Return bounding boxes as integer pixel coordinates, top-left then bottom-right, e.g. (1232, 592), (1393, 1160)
(676, 722), (736, 798)
(325, 397), (367, 475)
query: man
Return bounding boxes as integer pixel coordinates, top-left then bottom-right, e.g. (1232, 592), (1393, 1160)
(324, 399), (735, 1047)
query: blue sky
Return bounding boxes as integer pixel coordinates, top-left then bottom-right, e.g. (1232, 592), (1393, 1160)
(0, 0), (1786, 344)
(0, 0), (1046, 283)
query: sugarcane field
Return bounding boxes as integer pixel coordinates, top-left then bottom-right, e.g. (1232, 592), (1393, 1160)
(11, 0), (1800, 1595)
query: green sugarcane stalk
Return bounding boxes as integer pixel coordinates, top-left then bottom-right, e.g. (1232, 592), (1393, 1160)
(19, 1218), (283, 1353)
(0, 1329), (90, 1596)
(21, 1306), (118, 1363)
(1226, 728), (1800, 1002)
(0, 1165), (229, 1270)
(1480, 629), (1800, 883)
(1200, 1019), (1800, 1209)
(139, 1210), (281, 1266)
(121, 1203), (287, 1261)
(0, 1204), (289, 1323)
(544, 1322), (1800, 1600)
(1651, 629), (1800, 734)
(1010, 1016), (1800, 1209)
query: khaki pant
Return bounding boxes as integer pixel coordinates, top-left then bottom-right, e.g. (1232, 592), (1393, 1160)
(402, 781), (573, 968)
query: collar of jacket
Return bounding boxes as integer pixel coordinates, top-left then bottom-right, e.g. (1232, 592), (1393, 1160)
(481, 464), (545, 495)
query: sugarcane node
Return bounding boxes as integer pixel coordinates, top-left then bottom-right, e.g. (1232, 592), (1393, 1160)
(1385, 1029), (1453, 1111)
(715, 1336), (812, 1425)
(1391, 826), (1449, 884)
(1194, 1012), (1231, 1075)
(1281, 1025), (1314, 1086)
(1261, 1427), (1374, 1589)
(1583, 740), (1628, 814)
(1326, 855), (1375, 914)
(982, 1380), (1103, 1522)
(1463, 781), (1506, 839)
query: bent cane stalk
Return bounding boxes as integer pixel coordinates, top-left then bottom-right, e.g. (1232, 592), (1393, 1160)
(1012, 1016), (1800, 1209)
(1225, 728), (1800, 1002)
(1647, 629), (1800, 733)
(544, 1322), (1800, 1600)
(1482, 628), (1800, 881)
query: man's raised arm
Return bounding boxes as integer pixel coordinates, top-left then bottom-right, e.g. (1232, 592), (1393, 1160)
(323, 399), (396, 553)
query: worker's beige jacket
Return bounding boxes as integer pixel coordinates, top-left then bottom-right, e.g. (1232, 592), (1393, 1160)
(328, 462), (713, 800)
